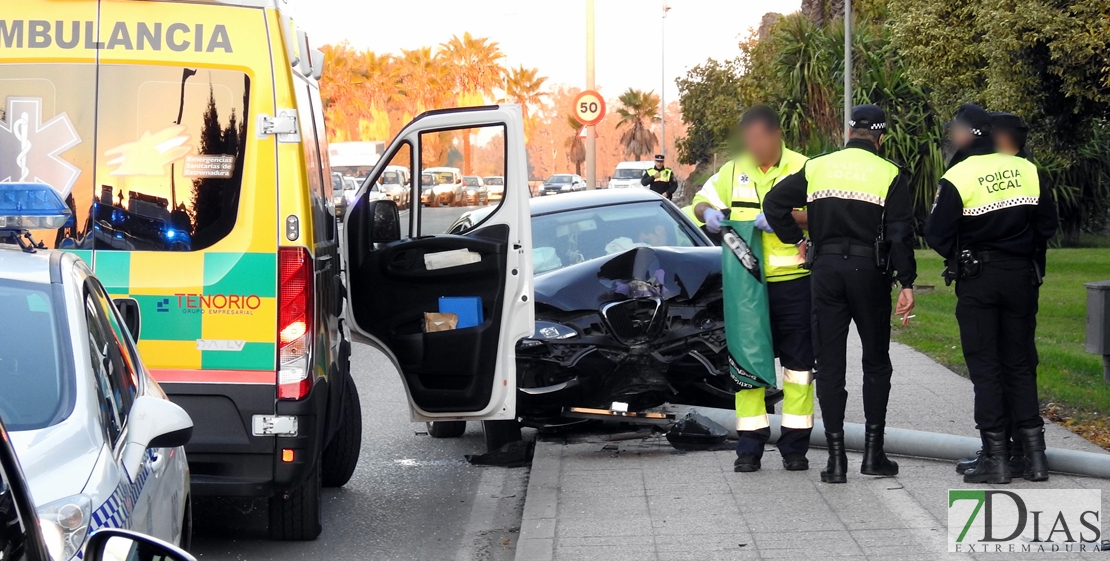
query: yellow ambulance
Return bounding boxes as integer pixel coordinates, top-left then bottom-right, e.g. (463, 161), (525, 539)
(2, 0), (534, 542)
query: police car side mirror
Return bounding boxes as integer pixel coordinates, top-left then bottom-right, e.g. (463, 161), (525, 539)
(84, 528), (195, 561)
(367, 199), (401, 244)
(121, 396), (193, 479)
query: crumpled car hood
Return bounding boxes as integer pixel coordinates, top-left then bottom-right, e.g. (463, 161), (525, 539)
(534, 246), (722, 312)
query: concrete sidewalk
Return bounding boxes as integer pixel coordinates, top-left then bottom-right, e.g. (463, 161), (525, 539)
(514, 337), (1110, 561)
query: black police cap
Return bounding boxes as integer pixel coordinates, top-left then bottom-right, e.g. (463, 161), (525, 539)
(949, 104), (992, 136)
(654, 154), (665, 162)
(849, 104), (886, 131)
(990, 112), (1028, 132)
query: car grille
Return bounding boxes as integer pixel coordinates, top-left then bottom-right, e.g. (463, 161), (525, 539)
(600, 298), (664, 345)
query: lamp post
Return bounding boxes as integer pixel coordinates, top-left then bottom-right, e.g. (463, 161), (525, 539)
(843, 0), (852, 144)
(585, 0), (596, 189)
(661, 2), (670, 156)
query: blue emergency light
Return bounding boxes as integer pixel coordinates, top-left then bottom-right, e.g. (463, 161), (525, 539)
(0, 183), (72, 231)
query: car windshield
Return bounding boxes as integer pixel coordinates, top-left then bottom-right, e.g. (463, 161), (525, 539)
(421, 174), (434, 186)
(0, 279), (74, 431)
(433, 172), (456, 185)
(332, 166), (375, 182)
(613, 168), (645, 179)
(531, 201), (697, 274)
(464, 177), (480, 187)
(380, 171), (403, 185)
(545, 175), (573, 185)
(485, 177), (504, 186)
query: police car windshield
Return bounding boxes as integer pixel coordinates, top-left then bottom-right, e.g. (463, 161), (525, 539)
(0, 280), (74, 431)
(546, 175), (573, 185)
(612, 168), (643, 179)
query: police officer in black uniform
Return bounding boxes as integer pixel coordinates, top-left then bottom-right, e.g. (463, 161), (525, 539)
(764, 104), (917, 484)
(925, 104), (1058, 484)
(641, 154), (678, 199)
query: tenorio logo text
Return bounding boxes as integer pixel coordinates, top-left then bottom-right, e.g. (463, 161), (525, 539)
(175, 293), (260, 315)
(948, 489), (1102, 553)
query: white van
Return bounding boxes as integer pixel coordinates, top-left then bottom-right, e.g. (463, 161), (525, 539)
(329, 141), (386, 181)
(609, 161), (656, 189)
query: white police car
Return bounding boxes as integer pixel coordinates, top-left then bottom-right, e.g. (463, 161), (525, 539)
(0, 183), (193, 560)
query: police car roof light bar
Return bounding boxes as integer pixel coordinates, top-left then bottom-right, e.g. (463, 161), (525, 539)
(0, 183), (72, 252)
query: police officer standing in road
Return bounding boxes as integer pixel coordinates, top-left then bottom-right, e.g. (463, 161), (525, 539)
(693, 105), (815, 473)
(763, 104), (917, 484)
(642, 154), (678, 199)
(953, 111), (1034, 479)
(924, 104), (1058, 484)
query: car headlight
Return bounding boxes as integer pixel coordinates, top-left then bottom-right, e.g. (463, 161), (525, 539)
(38, 494), (92, 561)
(521, 320), (578, 348)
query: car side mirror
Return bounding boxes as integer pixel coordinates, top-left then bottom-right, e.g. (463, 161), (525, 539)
(121, 396), (193, 479)
(367, 199), (401, 243)
(84, 528), (195, 561)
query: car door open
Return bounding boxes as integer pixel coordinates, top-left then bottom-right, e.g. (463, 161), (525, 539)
(343, 106), (534, 421)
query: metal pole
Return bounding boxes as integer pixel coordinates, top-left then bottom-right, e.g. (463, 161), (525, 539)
(843, 0), (852, 144)
(660, 2), (667, 156)
(585, 0), (597, 189)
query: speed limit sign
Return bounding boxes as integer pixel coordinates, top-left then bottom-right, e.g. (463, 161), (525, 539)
(573, 90), (606, 126)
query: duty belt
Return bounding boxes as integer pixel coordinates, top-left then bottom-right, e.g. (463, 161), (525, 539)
(816, 239), (875, 259)
(976, 250), (1029, 264)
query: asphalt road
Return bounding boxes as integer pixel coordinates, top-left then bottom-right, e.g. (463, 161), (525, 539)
(190, 203), (527, 561)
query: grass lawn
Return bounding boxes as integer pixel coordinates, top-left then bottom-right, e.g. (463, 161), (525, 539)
(893, 249), (1110, 445)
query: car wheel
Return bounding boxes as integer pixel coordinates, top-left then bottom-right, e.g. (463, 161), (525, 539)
(483, 419), (522, 453)
(268, 463), (322, 540)
(426, 421), (466, 438)
(321, 372), (362, 487)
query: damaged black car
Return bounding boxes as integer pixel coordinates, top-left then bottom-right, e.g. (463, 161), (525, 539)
(449, 189), (765, 429)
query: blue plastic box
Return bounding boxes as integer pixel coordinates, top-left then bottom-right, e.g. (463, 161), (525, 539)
(438, 296), (484, 329)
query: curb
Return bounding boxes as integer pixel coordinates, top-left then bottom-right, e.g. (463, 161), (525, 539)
(515, 438), (560, 561)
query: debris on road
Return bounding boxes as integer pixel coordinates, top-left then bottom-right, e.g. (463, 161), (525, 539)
(665, 410), (729, 451)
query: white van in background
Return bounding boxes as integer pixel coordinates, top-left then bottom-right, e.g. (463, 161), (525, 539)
(608, 161), (655, 189)
(329, 141), (386, 181)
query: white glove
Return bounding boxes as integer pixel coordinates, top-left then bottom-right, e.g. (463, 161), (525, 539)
(754, 212), (774, 233)
(704, 208), (725, 234)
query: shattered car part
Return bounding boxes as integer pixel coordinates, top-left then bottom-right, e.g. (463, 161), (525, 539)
(666, 410), (730, 451)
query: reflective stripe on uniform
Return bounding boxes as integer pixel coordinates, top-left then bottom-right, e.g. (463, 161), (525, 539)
(768, 253), (804, 268)
(735, 387), (770, 431)
(781, 413), (814, 429)
(807, 189), (885, 207)
(962, 196), (1040, 216)
(731, 186), (758, 202)
(696, 179), (728, 210)
(782, 368), (813, 385)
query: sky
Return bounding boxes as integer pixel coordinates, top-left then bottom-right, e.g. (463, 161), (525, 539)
(294, 0), (803, 104)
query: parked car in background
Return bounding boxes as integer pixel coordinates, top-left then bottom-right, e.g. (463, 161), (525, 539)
(540, 174), (586, 196)
(608, 161), (656, 189)
(484, 176), (505, 202)
(424, 167), (465, 206)
(378, 166), (411, 209)
(463, 176), (489, 205)
(332, 172), (347, 218)
(445, 189), (757, 431)
(0, 184), (194, 558)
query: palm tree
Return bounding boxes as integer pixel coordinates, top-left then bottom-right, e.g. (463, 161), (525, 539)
(564, 115), (586, 175)
(440, 32), (506, 174)
(615, 88), (660, 161)
(501, 65), (549, 142)
(398, 46), (449, 119)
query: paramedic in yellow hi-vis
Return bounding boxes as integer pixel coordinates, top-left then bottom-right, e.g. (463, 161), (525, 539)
(692, 105), (814, 473)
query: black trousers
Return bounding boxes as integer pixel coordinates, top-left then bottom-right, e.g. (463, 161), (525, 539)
(955, 261), (1043, 432)
(736, 276), (815, 458)
(810, 255), (893, 434)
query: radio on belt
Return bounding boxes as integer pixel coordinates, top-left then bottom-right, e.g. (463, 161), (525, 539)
(252, 415), (298, 436)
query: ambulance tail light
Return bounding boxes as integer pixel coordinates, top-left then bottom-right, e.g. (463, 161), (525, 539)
(278, 246), (314, 400)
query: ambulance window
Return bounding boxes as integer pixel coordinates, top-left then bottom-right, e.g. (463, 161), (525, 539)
(417, 125), (506, 237)
(377, 143), (414, 237)
(92, 66), (251, 252)
(293, 78), (335, 243)
(0, 64), (96, 250)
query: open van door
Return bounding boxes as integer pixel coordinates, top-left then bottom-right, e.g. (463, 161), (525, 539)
(343, 105), (534, 421)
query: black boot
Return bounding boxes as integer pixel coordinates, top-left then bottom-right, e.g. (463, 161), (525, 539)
(860, 424), (899, 476)
(1019, 426), (1049, 482)
(963, 430), (1012, 484)
(782, 453), (809, 471)
(820, 431), (847, 484)
(733, 453), (761, 473)
(1008, 437), (1025, 478)
(956, 451), (982, 474)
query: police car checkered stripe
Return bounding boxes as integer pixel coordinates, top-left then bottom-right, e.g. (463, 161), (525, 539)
(963, 196), (1040, 216)
(807, 189), (885, 207)
(90, 450), (154, 532)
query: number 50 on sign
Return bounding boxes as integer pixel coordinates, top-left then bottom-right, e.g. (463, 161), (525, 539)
(573, 90), (606, 126)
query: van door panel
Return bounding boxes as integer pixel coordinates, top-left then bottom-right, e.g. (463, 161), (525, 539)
(344, 106), (533, 421)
